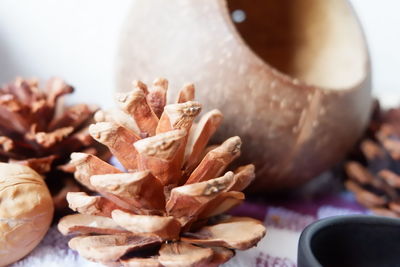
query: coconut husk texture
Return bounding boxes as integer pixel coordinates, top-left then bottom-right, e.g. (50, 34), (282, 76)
(345, 101), (400, 217)
(0, 77), (109, 212)
(58, 78), (266, 266)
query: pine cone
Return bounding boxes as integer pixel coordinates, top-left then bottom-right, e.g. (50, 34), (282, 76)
(345, 102), (400, 217)
(0, 77), (109, 211)
(58, 78), (266, 266)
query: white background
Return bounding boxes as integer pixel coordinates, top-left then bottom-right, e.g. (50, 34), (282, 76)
(0, 0), (399, 108)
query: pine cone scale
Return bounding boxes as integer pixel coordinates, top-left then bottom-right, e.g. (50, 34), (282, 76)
(183, 109), (223, 174)
(59, 214), (130, 236)
(346, 104), (400, 216)
(116, 89), (159, 136)
(111, 210), (181, 240)
(68, 234), (163, 264)
(89, 122), (140, 171)
(182, 217), (266, 250)
(71, 152), (121, 190)
(89, 172), (166, 213)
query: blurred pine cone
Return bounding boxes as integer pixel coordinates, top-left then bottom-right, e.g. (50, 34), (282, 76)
(58, 78), (266, 266)
(0, 77), (109, 212)
(345, 101), (400, 217)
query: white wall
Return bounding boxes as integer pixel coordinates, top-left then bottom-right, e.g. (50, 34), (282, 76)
(0, 0), (398, 108)
(351, 0), (400, 107)
(0, 0), (131, 108)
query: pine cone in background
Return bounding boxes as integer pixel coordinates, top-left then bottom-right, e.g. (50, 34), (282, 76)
(345, 101), (400, 217)
(0, 77), (109, 212)
(58, 78), (266, 266)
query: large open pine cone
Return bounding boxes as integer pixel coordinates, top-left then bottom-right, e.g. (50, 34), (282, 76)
(58, 78), (266, 266)
(345, 102), (400, 217)
(0, 77), (109, 211)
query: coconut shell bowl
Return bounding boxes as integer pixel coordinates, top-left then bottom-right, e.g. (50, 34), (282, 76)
(116, 0), (372, 192)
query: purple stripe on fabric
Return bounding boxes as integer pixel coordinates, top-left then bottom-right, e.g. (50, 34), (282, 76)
(255, 252), (296, 267)
(229, 201), (267, 221)
(234, 191), (366, 219)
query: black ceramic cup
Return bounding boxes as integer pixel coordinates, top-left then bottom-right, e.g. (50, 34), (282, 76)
(298, 215), (400, 267)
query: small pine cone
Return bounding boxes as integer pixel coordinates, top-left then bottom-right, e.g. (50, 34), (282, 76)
(0, 77), (110, 212)
(58, 78), (266, 266)
(345, 103), (400, 217)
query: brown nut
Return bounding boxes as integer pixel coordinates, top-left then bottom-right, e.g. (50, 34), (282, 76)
(0, 163), (54, 266)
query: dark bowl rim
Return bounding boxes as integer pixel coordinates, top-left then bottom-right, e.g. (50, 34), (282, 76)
(298, 215), (400, 267)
